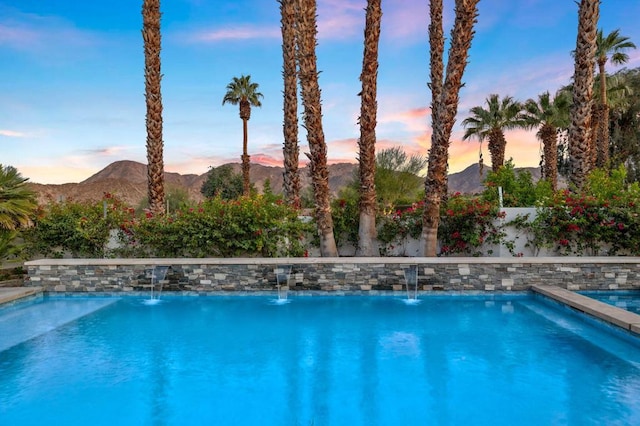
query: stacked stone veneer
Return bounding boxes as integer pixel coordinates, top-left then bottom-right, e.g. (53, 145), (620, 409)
(24, 257), (640, 293)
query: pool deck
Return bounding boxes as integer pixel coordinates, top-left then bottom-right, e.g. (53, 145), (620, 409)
(0, 287), (42, 305)
(531, 285), (640, 336)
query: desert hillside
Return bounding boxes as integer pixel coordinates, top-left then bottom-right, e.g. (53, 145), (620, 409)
(27, 160), (545, 207)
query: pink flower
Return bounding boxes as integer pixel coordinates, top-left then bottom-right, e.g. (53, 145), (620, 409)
(618, 223), (625, 231)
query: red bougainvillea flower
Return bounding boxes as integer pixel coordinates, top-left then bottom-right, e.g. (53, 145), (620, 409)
(566, 223), (580, 232)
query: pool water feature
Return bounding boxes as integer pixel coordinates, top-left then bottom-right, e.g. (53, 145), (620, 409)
(274, 265), (292, 304)
(144, 265), (170, 305)
(403, 264), (419, 304)
(1, 295), (639, 425)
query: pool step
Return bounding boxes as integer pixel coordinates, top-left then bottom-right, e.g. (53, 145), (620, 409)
(531, 285), (640, 336)
(0, 297), (118, 352)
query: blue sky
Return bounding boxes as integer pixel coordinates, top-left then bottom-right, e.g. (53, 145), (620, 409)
(1, 0), (639, 184)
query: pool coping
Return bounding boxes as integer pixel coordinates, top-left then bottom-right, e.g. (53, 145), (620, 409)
(0, 287), (43, 305)
(24, 256), (640, 266)
(531, 284), (640, 336)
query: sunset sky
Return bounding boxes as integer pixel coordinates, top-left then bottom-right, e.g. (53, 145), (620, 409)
(1, 0), (639, 184)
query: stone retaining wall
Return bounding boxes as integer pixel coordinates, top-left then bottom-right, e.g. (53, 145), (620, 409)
(24, 257), (640, 293)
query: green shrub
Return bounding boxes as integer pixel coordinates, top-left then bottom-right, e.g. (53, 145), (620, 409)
(117, 195), (311, 258)
(482, 160), (553, 207)
(24, 194), (133, 258)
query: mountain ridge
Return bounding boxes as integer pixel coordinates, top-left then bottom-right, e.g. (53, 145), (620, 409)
(27, 160), (543, 207)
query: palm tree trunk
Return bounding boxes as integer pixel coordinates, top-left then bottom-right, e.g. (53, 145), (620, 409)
(356, 0), (382, 257)
(280, 0), (301, 209)
(241, 116), (250, 196)
(569, 0), (599, 190)
(590, 103), (601, 167)
(594, 70), (610, 167)
(599, 103), (610, 166)
(488, 128), (507, 172)
(142, 0), (165, 214)
(422, 0), (479, 257)
(539, 124), (558, 190)
(296, 0), (338, 257)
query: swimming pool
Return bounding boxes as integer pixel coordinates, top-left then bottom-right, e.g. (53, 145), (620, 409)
(1, 294), (639, 425)
(580, 290), (640, 314)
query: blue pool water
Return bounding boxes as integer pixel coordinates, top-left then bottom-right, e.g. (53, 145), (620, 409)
(1, 294), (639, 425)
(580, 291), (640, 314)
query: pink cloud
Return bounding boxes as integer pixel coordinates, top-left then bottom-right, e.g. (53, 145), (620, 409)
(0, 13), (100, 54)
(397, 107), (430, 120)
(382, 0), (430, 40)
(0, 23), (40, 48)
(185, 25), (281, 42)
(0, 129), (27, 138)
(317, 0), (363, 40)
(379, 105), (430, 134)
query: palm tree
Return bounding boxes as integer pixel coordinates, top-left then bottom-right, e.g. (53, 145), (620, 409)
(222, 75), (264, 197)
(142, 0), (165, 214)
(0, 165), (37, 231)
(593, 28), (636, 167)
(462, 94), (526, 173)
(356, 0), (382, 257)
(523, 91), (571, 190)
(421, 0), (480, 257)
(295, 0), (338, 257)
(279, 0), (301, 209)
(568, 0), (599, 190)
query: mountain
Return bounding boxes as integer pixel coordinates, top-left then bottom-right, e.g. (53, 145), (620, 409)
(27, 161), (358, 207)
(27, 160), (548, 207)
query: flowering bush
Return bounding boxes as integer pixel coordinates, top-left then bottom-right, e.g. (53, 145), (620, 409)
(377, 195), (509, 256)
(376, 201), (423, 254)
(24, 193), (134, 258)
(516, 166), (640, 255)
(25, 194), (311, 258)
(331, 197), (360, 248)
(117, 195), (311, 258)
(437, 194), (508, 256)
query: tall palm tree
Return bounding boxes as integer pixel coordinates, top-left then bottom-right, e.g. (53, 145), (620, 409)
(593, 28), (636, 167)
(279, 0), (301, 209)
(0, 165), (36, 231)
(523, 91), (571, 190)
(568, 0), (599, 190)
(356, 0), (382, 257)
(142, 0), (165, 214)
(421, 0), (480, 257)
(222, 75), (264, 197)
(462, 94), (526, 173)
(295, 0), (338, 257)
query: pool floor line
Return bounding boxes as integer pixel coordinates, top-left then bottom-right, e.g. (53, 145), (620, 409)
(531, 284), (640, 336)
(0, 287), (43, 306)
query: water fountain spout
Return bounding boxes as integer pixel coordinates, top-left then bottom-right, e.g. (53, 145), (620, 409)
(275, 265), (292, 304)
(403, 264), (419, 304)
(145, 265), (171, 305)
